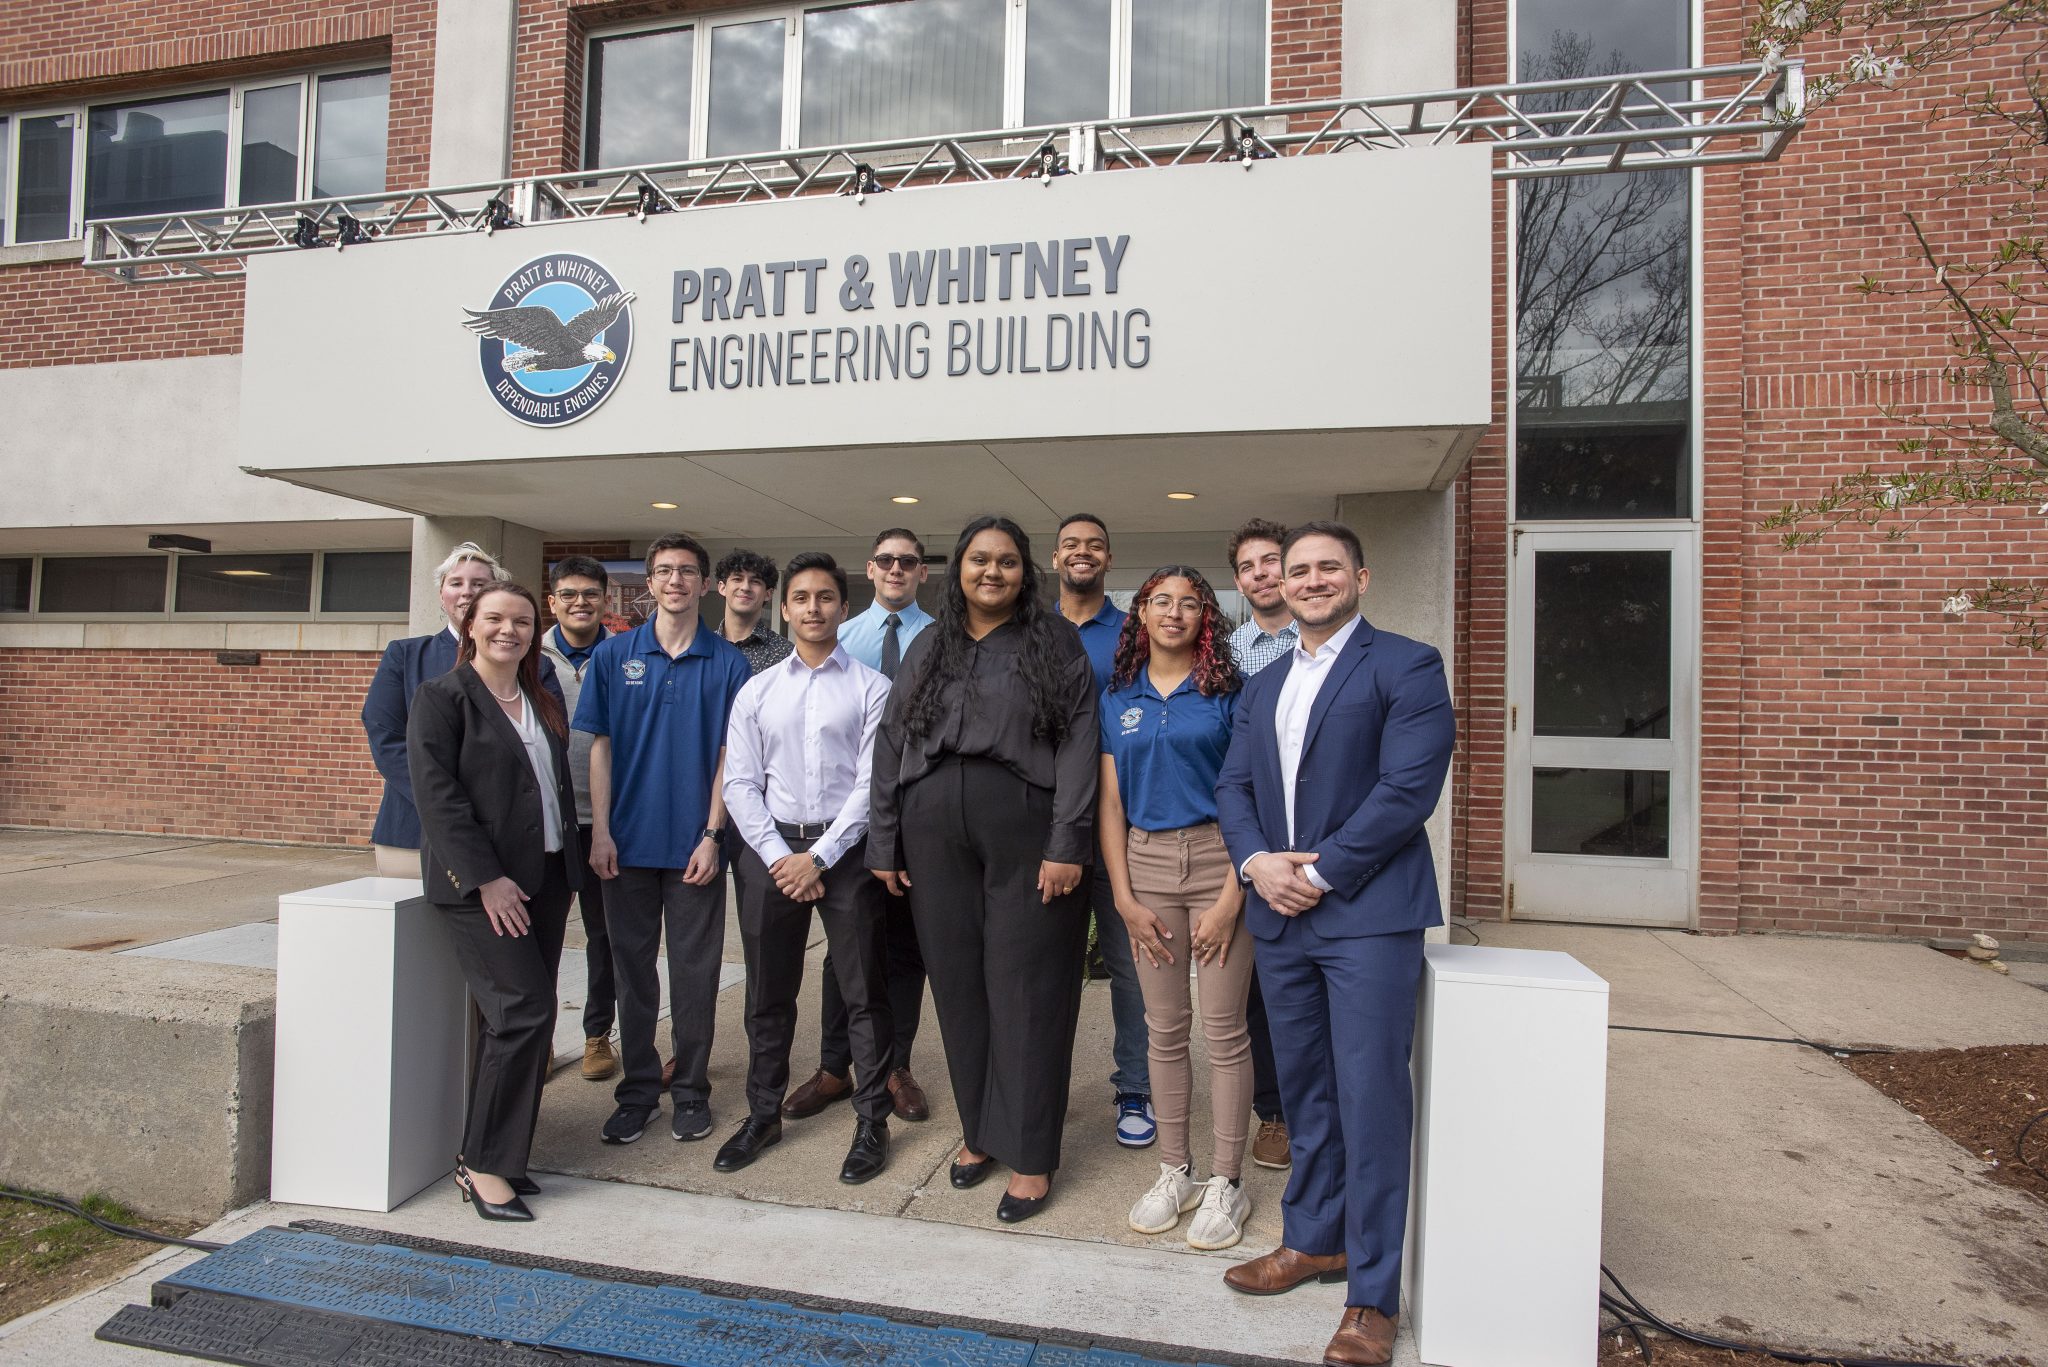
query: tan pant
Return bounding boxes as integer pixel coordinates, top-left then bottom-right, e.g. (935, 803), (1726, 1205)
(373, 843), (418, 878)
(1124, 823), (1254, 1179)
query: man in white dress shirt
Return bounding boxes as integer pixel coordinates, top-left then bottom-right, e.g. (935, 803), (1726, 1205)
(720, 552), (897, 1185)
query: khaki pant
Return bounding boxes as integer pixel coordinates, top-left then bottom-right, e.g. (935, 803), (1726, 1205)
(373, 843), (418, 879)
(1124, 823), (1254, 1178)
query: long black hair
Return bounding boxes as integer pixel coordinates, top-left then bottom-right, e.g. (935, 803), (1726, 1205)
(898, 515), (1076, 744)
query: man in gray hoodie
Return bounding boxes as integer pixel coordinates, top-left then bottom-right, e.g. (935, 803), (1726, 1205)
(540, 555), (620, 1080)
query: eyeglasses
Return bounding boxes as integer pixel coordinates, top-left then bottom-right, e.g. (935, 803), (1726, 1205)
(1143, 595), (1204, 616)
(648, 565), (702, 583)
(552, 589), (605, 603)
(870, 554), (921, 572)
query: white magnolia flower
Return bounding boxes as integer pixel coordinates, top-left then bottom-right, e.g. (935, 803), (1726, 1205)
(1942, 593), (1972, 616)
(1768, 1), (1809, 28)
(1880, 484), (1905, 508)
(2035, 502), (2047, 516)
(1846, 49), (1906, 88)
(1759, 38), (1787, 73)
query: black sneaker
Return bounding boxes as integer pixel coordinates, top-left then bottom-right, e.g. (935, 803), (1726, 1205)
(672, 1100), (714, 1141)
(602, 1103), (657, 1145)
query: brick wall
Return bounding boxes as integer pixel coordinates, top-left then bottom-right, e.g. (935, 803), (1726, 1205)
(0, 649), (382, 846)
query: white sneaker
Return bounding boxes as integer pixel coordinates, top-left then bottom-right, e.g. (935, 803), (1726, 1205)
(1185, 1175), (1252, 1250)
(1128, 1162), (1201, 1234)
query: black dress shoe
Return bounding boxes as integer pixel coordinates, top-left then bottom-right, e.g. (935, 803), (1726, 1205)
(454, 1162), (534, 1222)
(713, 1115), (783, 1172)
(510, 1176), (540, 1196)
(996, 1173), (1054, 1224)
(949, 1154), (996, 1189)
(838, 1119), (890, 1185)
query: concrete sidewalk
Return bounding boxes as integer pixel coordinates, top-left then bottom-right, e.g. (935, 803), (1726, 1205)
(4, 829), (2047, 1364)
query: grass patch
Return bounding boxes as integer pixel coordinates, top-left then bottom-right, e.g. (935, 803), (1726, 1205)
(0, 1190), (200, 1326)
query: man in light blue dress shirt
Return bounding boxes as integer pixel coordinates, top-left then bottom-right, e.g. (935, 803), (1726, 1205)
(785, 528), (938, 1124)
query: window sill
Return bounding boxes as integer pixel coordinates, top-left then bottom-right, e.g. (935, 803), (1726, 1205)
(0, 239), (85, 266)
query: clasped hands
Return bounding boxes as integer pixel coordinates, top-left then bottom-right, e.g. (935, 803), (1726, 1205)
(769, 851), (826, 902)
(1244, 850), (1324, 917)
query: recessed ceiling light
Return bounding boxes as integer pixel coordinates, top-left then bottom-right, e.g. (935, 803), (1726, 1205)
(1167, 492), (1197, 500)
(891, 495), (920, 505)
(651, 501), (679, 510)
(219, 569), (272, 577)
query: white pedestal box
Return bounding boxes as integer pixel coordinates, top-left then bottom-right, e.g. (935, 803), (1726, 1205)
(1408, 944), (1609, 1367)
(270, 877), (469, 1212)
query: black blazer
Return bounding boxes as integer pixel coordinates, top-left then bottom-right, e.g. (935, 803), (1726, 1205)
(405, 666), (584, 907)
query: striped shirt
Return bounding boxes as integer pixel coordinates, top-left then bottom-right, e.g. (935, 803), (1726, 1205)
(1228, 618), (1301, 678)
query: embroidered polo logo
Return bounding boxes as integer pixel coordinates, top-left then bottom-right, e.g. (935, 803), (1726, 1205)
(622, 659), (647, 683)
(1119, 706), (1144, 734)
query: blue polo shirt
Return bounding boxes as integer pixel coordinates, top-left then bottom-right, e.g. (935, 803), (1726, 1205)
(572, 619), (751, 870)
(1069, 599), (1126, 695)
(1100, 671), (1239, 832)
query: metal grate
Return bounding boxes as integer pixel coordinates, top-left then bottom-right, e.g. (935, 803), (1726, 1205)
(83, 61), (1803, 284)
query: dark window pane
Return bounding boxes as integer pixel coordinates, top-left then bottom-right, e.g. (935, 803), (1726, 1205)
(17, 113), (77, 242)
(85, 91), (229, 222)
(708, 20), (784, 156)
(38, 557), (166, 613)
(322, 551), (411, 613)
(588, 27), (694, 169)
(0, 558), (29, 613)
(239, 83), (302, 205)
(312, 70), (389, 198)
(1025, 0), (1113, 125)
(1130, 0), (1264, 117)
(1532, 768), (1669, 858)
(1516, 420), (1689, 519)
(1533, 550), (1670, 738)
(800, 0), (1003, 146)
(175, 554), (313, 613)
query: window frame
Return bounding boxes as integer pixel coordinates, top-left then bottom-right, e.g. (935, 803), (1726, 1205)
(1, 62), (389, 247)
(4, 550), (409, 622)
(582, 0), (1272, 171)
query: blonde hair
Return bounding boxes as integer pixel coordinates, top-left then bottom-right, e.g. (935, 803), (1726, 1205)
(432, 541), (507, 587)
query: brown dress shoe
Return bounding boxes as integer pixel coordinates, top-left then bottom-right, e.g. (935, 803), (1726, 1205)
(887, 1067), (931, 1122)
(582, 1036), (620, 1081)
(1251, 1117), (1292, 1169)
(1323, 1307), (1396, 1366)
(782, 1068), (851, 1118)
(1222, 1246), (1347, 1296)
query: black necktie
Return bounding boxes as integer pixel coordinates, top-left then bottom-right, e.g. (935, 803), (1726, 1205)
(881, 613), (902, 679)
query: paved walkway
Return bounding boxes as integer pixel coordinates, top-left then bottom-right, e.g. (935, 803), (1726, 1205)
(3, 830), (2046, 1364)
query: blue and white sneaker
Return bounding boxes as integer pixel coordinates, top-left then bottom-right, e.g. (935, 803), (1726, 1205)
(1114, 1092), (1157, 1148)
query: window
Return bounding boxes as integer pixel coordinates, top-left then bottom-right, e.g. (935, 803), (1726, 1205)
(37, 557), (168, 614)
(175, 553), (314, 613)
(0, 557), (29, 614)
(4, 67), (388, 244)
(583, 0), (1273, 171)
(321, 551), (411, 613)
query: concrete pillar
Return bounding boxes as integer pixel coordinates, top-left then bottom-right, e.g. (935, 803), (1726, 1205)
(1337, 489), (1457, 937)
(1344, 0), (1459, 97)
(409, 516), (544, 635)
(428, 0), (518, 184)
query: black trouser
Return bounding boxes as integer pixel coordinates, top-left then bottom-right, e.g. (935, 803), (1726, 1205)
(437, 852), (572, 1179)
(577, 824), (615, 1038)
(607, 866), (726, 1109)
(1246, 970), (1284, 1123)
(818, 891), (924, 1076)
(902, 756), (1089, 1175)
(738, 833), (893, 1125)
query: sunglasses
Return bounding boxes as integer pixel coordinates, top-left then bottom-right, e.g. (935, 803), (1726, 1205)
(871, 554), (922, 572)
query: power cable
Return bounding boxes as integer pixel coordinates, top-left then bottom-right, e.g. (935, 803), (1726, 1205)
(0, 1184), (223, 1253)
(1599, 1264), (1965, 1367)
(1608, 1023), (1893, 1057)
(2018, 1108), (2048, 1184)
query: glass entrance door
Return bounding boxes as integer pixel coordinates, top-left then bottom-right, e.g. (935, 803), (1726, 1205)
(1508, 529), (1694, 925)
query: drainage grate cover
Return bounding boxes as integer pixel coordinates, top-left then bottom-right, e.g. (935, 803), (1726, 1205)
(100, 1227), (1251, 1367)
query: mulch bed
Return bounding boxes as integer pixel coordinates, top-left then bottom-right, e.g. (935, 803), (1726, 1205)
(1843, 1043), (2048, 1205)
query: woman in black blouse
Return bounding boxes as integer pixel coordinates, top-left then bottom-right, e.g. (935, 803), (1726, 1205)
(868, 515), (1098, 1223)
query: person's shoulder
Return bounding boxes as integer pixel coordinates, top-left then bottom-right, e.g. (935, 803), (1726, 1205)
(731, 662), (775, 708)
(413, 668), (469, 709)
(590, 627), (635, 660)
(1363, 622), (1443, 669)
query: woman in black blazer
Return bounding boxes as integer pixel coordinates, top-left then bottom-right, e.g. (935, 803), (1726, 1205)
(407, 581), (582, 1222)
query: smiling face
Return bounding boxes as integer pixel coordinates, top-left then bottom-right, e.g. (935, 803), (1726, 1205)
(1232, 537), (1285, 616)
(647, 547), (705, 621)
(866, 536), (927, 612)
(784, 568), (846, 647)
(958, 528), (1025, 618)
(1138, 576), (1204, 653)
(439, 557), (498, 630)
(1054, 520), (1110, 596)
(1282, 534), (1370, 630)
(719, 570), (770, 619)
(550, 574), (604, 636)
(468, 588), (536, 668)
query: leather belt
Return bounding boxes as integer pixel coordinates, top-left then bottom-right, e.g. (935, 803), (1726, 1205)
(775, 820), (831, 841)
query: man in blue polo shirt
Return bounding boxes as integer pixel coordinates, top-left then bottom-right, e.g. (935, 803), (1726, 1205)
(577, 533), (753, 1147)
(1054, 512), (1153, 1149)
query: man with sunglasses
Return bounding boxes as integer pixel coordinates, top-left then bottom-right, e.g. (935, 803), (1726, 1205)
(540, 556), (620, 1082)
(788, 528), (934, 1125)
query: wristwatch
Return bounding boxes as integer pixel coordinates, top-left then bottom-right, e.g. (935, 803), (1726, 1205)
(809, 851), (828, 874)
(700, 826), (723, 841)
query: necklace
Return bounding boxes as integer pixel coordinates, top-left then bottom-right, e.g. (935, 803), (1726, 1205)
(486, 682), (522, 704)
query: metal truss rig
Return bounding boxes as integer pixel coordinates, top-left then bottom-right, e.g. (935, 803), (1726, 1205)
(84, 59), (1803, 284)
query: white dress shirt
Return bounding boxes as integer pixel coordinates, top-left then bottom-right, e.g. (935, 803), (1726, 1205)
(722, 644), (892, 870)
(1249, 613), (1362, 894)
(508, 693), (564, 854)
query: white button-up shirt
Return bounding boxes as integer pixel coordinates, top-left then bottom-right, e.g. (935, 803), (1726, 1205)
(722, 644), (892, 870)
(1256, 613), (1362, 893)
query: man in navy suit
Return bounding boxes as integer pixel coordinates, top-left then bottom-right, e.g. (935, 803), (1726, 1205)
(1214, 520), (1455, 1367)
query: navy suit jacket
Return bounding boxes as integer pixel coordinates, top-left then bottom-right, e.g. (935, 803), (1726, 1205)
(1215, 616), (1455, 941)
(361, 630), (560, 848)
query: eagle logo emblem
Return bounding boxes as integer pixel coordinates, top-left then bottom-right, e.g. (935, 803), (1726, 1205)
(1120, 706), (1144, 734)
(462, 252), (634, 428)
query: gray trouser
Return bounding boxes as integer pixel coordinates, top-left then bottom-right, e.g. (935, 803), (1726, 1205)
(607, 866), (726, 1109)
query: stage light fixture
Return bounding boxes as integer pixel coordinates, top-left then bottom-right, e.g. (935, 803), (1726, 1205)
(291, 214), (324, 248)
(635, 183), (674, 221)
(334, 212), (372, 249)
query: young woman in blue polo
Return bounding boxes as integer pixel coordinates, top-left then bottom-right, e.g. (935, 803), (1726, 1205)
(1096, 565), (1255, 1251)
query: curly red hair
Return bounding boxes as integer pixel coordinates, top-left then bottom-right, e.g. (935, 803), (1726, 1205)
(1109, 566), (1242, 697)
